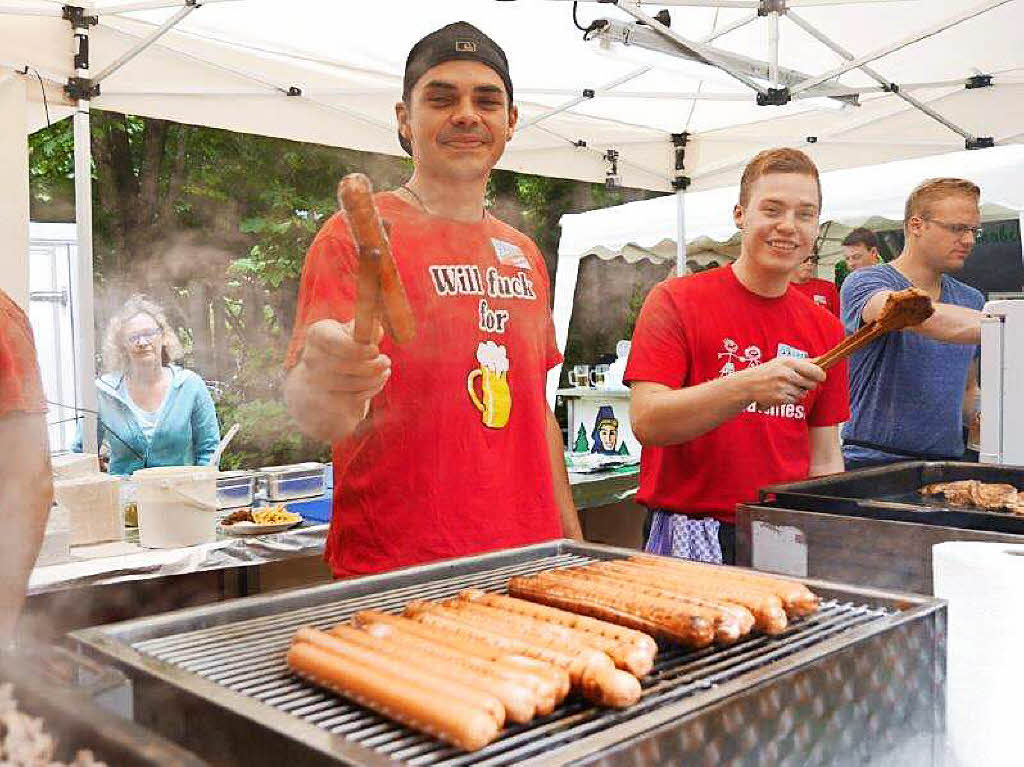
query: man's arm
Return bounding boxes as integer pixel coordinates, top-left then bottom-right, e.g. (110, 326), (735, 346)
(0, 412), (52, 639)
(630, 357), (827, 447)
(545, 409), (582, 540)
(861, 290), (982, 344)
(963, 363), (980, 428)
(808, 425), (844, 476)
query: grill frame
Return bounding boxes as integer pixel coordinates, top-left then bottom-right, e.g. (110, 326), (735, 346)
(72, 540), (945, 766)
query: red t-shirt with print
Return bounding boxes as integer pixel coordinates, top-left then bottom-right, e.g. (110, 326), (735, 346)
(0, 289), (47, 418)
(286, 193), (563, 577)
(791, 277), (840, 316)
(624, 265), (849, 523)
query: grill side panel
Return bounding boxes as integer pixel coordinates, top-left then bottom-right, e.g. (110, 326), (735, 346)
(577, 606), (946, 767)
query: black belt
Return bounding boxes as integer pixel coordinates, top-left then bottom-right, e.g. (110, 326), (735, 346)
(843, 437), (961, 462)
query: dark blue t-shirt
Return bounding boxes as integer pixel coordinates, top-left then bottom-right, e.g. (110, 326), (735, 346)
(840, 264), (984, 464)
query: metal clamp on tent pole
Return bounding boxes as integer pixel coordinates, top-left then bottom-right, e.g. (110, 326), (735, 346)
(966, 74), (993, 89)
(671, 132), (690, 191)
(62, 5), (98, 29)
(966, 137), (995, 150)
(757, 0), (786, 16)
(756, 87), (791, 106)
(604, 149), (620, 189)
(65, 76), (99, 100)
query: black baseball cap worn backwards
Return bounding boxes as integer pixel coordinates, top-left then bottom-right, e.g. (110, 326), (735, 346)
(399, 21), (513, 155)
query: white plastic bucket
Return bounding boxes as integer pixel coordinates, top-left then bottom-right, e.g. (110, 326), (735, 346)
(133, 466), (219, 548)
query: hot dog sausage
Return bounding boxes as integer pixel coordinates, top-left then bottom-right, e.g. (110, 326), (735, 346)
(413, 598), (638, 704)
(287, 640), (498, 751)
(337, 173), (416, 344)
(450, 596), (655, 677)
(590, 561), (755, 634)
(352, 610), (566, 708)
(404, 601), (611, 684)
(508, 575), (715, 650)
(627, 555), (820, 617)
(571, 563), (788, 634)
(537, 569), (744, 645)
(324, 624), (509, 726)
(459, 590), (658, 658)
(354, 621), (538, 723)
(293, 627), (504, 728)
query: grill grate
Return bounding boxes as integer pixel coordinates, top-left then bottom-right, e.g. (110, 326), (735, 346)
(131, 554), (890, 766)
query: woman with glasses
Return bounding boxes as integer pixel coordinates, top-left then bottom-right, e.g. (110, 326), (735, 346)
(74, 295), (220, 475)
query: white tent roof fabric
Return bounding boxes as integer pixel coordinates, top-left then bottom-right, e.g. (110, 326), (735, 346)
(4, 0), (1024, 192)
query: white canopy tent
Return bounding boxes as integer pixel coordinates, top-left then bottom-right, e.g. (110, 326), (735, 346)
(2, 0), (1024, 439)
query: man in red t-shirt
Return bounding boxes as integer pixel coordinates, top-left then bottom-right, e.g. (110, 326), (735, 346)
(790, 252), (840, 316)
(0, 288), (52, 637)
(626, 148), (849, 564)
(283, 22), (580, 577)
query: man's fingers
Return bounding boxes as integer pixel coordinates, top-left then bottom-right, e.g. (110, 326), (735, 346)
(305, 319), (380, 361)
(306, 352), (391, 382)
(322, 368), (392, 394)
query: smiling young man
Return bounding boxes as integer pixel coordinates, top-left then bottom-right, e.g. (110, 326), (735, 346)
(626, 148), (849, 564)
(283, 22), (581, 578)
(840, 178), (985, 468)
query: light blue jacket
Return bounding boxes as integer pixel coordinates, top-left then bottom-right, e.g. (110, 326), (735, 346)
(74, 365), (221, 476)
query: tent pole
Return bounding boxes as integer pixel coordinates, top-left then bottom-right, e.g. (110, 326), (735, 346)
(768, 11), (779, 87)
(675, 189), (687, 277)
(1019, 211), (1024, 271)
(71, 15), (98, 454)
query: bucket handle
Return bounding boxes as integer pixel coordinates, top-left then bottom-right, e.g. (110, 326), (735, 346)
(153, 479), (218, 511)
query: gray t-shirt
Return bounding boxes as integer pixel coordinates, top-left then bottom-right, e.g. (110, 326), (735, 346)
(839, 264), (984, 464)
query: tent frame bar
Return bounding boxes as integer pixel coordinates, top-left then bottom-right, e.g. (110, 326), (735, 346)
(615, 2), (768, 95)
(0, 4), (63, 16)
(787, 9), (985, 145)
(790, 0), (1014, 95)
(519, 66), (652, 130)
(92, 2), (199, 85)
(99, 0), (242, 15)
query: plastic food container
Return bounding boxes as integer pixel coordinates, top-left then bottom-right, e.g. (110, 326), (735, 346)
(35, 503), (71, 567)
(216, 470), (258, 509)
(133, 466), (219, 548)
(259, 462), (326, 502)
(53, 474), (122, 545)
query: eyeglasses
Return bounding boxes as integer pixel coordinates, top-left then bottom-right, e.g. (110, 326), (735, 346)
(126, 329), (162, 346)
(923, 218), (983, 238)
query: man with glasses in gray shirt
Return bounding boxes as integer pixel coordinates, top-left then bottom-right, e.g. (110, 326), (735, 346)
(840, 178), (985, 469)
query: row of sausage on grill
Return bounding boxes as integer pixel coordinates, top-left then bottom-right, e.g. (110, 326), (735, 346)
(286, 555), (820, 751)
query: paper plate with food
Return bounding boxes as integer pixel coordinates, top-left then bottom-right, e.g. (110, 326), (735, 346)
(219, 505), (303, 535)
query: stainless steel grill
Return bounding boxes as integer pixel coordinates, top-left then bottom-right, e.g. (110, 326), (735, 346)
(73, 541), (946, 766)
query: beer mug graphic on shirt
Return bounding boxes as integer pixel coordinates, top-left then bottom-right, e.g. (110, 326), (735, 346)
(467, 341), (512, 429)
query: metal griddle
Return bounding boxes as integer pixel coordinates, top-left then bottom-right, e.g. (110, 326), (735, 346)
(764, 461), (1024, 534)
